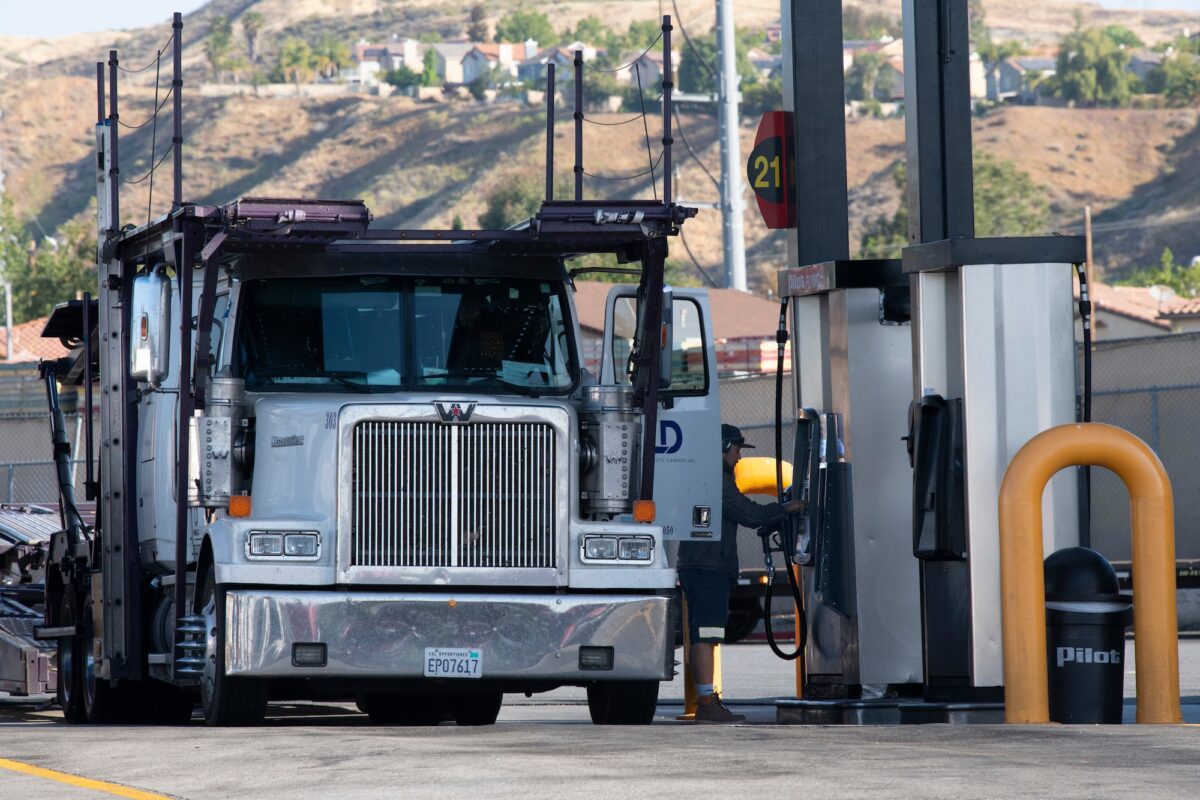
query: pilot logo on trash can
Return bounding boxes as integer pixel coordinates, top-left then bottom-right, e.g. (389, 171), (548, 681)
(1055, 647), (1122, 667)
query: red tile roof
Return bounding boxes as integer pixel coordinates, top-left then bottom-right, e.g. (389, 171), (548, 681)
(572, 281), (782, 341)
(1157, 298), (1200, 318)
(0, 316), (70, 364)
(1083, 282), (1175, 330)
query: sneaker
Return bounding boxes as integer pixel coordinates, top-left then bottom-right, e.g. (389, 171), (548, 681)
(694, 694), (746, 724)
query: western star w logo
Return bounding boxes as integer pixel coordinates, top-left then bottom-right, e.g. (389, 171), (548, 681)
(435, 401), (476, 423)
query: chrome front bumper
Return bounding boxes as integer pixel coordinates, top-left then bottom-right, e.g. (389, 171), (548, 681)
(225, 589), (674, 681)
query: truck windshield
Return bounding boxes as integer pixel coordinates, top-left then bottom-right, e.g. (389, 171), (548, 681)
(235, 275), (576, 394)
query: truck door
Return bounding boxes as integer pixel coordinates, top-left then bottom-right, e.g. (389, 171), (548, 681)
(601, 287), (722, 541)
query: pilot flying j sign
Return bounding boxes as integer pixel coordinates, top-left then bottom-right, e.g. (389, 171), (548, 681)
(746, 111), (796, 229)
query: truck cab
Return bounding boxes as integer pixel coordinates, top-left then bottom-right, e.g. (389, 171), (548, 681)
(43, 198), (720, 726)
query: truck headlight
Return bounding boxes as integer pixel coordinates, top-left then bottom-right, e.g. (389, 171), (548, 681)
(284, 533), (319, 557)
(247, 531), (321, 559)
(618, 536), (653, 561)
(583, 536), (618, 560)
(582, 534), (655, 563)
(248, 532), (284, 557)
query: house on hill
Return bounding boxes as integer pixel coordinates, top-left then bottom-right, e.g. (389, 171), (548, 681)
(462, 42), (530, 84)
(518, 42), (601, 83)
(570, 281), (788, 375)
(990, 55), (1056, 103)
(1080, 282), (1200, 339)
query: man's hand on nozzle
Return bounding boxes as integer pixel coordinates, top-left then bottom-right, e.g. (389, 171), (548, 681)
(784, 499), (806, 514)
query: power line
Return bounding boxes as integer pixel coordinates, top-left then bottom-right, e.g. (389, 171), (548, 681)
(672, 0), (717, 85)
(679, 227), (719, 287)
(672, 106), (720, 190)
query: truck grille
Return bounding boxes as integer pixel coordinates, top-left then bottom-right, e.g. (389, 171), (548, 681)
(350, 420), (558, 569)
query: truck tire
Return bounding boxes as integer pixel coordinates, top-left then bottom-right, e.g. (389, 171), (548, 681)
(449, 691), (503, 726)
(586, 680), (659, 725)
(357, 692), (448, 725)
(57, 593), (86, 723)
(199, 572), (268, 726)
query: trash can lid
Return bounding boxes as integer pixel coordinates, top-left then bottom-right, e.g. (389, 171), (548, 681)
(1044, 546), (1120, 600)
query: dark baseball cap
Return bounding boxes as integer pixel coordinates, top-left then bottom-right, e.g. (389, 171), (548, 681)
(721, 423), (755, 449)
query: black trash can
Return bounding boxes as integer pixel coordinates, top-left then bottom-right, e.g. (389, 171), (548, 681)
(1044, 547), (1132, 724)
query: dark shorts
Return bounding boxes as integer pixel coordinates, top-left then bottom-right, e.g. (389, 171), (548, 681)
(678, 568), (733, 644)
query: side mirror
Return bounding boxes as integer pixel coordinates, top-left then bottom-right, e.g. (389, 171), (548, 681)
(130, 269), (171, 384)
(659, 286), (673, 390)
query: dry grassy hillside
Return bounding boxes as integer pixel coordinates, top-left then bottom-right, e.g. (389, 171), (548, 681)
(2, 0), (1199, 290)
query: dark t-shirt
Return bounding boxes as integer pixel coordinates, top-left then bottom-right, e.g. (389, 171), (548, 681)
(676, 464), (787, 579)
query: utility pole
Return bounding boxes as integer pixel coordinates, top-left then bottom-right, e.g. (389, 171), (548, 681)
(716, 0), (746, 291)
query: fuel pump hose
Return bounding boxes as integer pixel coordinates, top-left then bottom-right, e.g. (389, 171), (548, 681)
(763, 298), (808, 663)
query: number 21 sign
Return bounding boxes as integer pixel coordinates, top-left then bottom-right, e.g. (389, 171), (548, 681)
(746, 111), (795, 229)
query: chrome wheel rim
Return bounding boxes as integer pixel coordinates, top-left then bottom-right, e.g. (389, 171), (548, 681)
(200, 589), (218, 713)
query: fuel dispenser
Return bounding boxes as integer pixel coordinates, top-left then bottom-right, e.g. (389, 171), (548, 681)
(776, 259), (923, 707)
(903, 238), (1085, 712)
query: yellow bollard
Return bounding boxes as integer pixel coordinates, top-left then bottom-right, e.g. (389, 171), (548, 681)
(678, 598), (722, 720)
(998, 422), (1182, 724)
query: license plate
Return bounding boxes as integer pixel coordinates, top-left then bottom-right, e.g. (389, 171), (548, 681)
(424, 647), (483, 679)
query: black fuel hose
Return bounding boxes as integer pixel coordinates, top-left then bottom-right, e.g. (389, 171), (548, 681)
(1075, 262), (1093, 547)
(763, 298), (807, 662)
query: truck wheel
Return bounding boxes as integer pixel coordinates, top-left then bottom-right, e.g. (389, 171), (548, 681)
(449, 691), (503, 726)
(199, 572), (267, 726)
(357, 692), (448, 725)
(78, 593), (136, 724)
(586, 680), (659, 725)
(56, 593), (86, 723)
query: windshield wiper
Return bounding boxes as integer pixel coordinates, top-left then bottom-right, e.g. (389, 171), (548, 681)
(325, 371), (373, 394)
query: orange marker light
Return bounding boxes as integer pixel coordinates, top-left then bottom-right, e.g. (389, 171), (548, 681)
(632, 499), (656, 523)
(228, 495), (252, 518)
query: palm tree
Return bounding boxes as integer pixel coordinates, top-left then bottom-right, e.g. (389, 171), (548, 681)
(314, 34), (350, 80)
(242, 11), (264, 65)
(278, 38), (316, 92)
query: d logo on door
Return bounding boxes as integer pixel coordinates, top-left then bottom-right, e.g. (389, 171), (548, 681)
(655, 420), (682, 454)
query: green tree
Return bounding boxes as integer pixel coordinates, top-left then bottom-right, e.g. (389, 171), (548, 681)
(623, 20), (663, 51)
(468, 4), (489, 42)
(572, 15), (610, 46)
(314, 33), (350, 79)
(678, 32), (757, 94)
(205, 15), (236, 81)
(1101, 25), (1143, 49)
(0, 206), (96, 324)
(277, 38), (317, 86)
(385, 66), (422, 89)
(494, 9), (556, 45)
(858, 154), (1049, 257)
(1161, 53), (1200, 103)
(971, 151), (1049, 237)
(242, 11), (264, 65)
(479, 176), (543, 229)
(1118, 248), (1200, 296)
(845, 51), (885, 101)
(1050, 26), (1135, 106)
(421, 48), (440, 87)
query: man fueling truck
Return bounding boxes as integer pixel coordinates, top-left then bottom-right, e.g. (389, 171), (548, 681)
(30, 15), (729, 726)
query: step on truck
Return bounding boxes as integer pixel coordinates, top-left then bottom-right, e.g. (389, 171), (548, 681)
(33, 14), (723, 725)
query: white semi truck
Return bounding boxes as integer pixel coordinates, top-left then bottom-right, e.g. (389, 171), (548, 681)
(33, 17), (724, 726)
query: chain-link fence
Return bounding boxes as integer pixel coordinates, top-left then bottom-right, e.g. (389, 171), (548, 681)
(1087, 332), (1200, 564)
(717, 373), (795, 461)
(0, 410), (93, 506)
